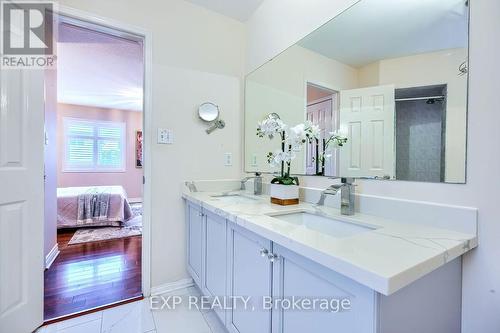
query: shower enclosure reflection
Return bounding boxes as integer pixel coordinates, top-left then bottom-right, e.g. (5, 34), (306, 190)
(395, 85), (447, 182)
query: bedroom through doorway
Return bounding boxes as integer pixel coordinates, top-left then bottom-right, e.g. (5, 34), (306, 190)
(43, 14), (145, 322)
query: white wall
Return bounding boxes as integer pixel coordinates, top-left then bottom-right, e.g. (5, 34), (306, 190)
(57, 0), (245, 287)
(245, 0), (500, 332)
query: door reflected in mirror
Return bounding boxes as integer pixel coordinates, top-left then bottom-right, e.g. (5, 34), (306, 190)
(305, 83), (338, 177)
(244, 0), (468, 183)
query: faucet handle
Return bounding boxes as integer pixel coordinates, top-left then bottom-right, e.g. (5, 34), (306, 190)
(341, 177), (355, 184)
(255, 172), (262, 177)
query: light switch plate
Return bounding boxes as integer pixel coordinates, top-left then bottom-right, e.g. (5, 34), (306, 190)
(157, 128), (173, 144)
(224, 153), (232, 166)
(251, 154), (258, 167)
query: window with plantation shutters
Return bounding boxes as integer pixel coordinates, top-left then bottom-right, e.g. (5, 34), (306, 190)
(63, 118), (126, 172)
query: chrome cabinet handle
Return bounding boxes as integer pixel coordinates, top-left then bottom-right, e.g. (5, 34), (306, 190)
(259, 248), (269, 257)
(198, 212), (203, 217)
(268, 253), (279, 263)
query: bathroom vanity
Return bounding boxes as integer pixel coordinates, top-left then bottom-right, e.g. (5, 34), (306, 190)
(183, 182), (477, 333)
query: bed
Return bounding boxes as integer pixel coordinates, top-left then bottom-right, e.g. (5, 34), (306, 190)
(57, 186), (133, 228)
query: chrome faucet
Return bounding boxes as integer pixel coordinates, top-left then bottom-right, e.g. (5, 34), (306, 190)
(317, 177), (355, 215)
(240, 172), (263, 195)
(185, 181), (198, 192)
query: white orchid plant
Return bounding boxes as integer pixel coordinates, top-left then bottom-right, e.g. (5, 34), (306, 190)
(257, 115), (321, 185)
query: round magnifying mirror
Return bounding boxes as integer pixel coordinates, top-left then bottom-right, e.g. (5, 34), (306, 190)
(198, 102), (219, 122)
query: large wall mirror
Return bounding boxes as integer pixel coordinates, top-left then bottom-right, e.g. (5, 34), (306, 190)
(244, 0), (469, 183)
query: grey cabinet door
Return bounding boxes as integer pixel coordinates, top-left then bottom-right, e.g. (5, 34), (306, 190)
(227, 224), (272, 333)
(202, 210), (227, 325)
(186, 202), (203, 287)
(272, 244), (376, 333)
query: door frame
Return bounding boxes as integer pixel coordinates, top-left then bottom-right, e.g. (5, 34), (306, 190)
(52, 5), (153, 297)
(306, 97), (334, 175)
(304, 81), (340, 176)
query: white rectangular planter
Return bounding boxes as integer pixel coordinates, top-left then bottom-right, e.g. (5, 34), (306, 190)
(270, 184), (299, 205)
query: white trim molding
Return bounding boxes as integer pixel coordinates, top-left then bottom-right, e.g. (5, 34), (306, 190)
(150, 278), (194, 296)
(45, 243), (60, 269)
(128, 197), (143, 203)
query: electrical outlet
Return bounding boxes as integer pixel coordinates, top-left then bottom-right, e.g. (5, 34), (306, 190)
(251, 154), (258, 167)
(224, 153), (232, 166)
(157, 128), (173, 144)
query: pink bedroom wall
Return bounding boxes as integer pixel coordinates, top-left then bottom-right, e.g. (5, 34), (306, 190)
(56, 103), (143, 199)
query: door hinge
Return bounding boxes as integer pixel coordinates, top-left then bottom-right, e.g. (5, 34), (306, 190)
(143, 176), (145, 184)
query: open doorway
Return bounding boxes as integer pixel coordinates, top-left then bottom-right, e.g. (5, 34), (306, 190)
(305, 83), (339, 176)
(43, 14), (146, 321)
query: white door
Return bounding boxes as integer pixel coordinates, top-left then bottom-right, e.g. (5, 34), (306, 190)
(306, 98), (334, 175)
(0, 69), (45, 332)
(339, 85), (395, 178)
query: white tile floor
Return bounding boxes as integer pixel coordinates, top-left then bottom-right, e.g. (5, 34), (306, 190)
(36, 287), (227, 333)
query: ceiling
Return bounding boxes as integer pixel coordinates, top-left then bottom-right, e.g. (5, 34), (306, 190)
(57, 23), (144, 111)
(184, 0), (264, 22)
(298, 0), (468, 68)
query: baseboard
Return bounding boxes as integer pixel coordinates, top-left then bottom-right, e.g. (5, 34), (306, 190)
(45, 243), (60, 269)
(150, 278), (194, 296)
(129, 197), (143, 203)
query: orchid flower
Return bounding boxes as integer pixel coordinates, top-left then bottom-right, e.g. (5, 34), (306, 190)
(325, 131), (348, 148)
(257, 117), (286, 139)
(258, 116), (335, 185)
(304, 121), (321, 141)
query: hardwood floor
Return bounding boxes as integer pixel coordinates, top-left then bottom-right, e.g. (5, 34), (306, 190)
(44, 229), (142, 320)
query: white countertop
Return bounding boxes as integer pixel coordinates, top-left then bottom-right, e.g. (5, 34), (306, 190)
(183, 189), (477, 296)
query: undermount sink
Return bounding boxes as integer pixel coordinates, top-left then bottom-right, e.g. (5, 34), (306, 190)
(211, 193), (242, 198)
(210, 192), (259, 203)
(268, 211), (376, 238)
